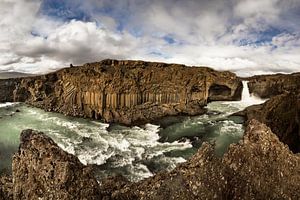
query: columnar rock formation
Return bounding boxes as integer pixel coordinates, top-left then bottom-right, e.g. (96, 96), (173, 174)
(2, 120), (300, 199)
(1, 60), (242, 125)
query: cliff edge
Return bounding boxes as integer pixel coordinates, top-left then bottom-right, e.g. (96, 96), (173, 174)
(247, 72), (300, 98)
(235, 91), (300, 153)
(0, 59), (242, 125)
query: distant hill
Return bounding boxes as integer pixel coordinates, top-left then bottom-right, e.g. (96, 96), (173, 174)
(0, 72), (36, 79)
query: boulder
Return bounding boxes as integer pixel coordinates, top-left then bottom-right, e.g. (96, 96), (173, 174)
(12, 129), (100, 200)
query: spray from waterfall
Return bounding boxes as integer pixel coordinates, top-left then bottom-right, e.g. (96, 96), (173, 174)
(240, 81), (264, 106)
(241, 81), (251, 101)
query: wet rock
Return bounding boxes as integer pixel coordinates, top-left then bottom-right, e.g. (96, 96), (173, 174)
(81, 136), (93, 143)
(12, 129), (101, 200)
(1, 59), (242, 125)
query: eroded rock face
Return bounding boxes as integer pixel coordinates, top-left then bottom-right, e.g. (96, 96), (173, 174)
(235, 92), (300, 153)
(0, 79), (20, 102)
(247, 72), (300, 98)
(12, 130), (100, 200)
(111, 119), (300, 199)
(0, 176), (13, 200)
(222, 119), (300, 199)
(3, 60), (242, 125)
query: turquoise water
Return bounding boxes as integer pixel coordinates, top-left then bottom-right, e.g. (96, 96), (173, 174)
(0, 101), (246, 181)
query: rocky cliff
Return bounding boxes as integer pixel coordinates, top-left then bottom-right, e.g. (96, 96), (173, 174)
(1, 59), (242, 125)
(247, 72), (300, 98)
(113, 119), (300, 199)
(0, 79), (20, 102)
(235, 91), (300, 153)
(2, 120), (300, 199)
(11, 130), (100, 200)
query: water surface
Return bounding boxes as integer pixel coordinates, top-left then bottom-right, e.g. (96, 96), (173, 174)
(0, 81), (264, 181)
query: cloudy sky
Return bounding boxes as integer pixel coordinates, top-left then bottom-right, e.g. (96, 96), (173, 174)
(1, 0), (300, 76)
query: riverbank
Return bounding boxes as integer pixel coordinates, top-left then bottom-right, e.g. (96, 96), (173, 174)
(0, 99), (247, 181)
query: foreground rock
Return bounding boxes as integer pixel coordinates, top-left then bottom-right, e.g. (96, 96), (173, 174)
(247, 72), (300, 98)
(0, 59), (242, 125)
(0, 176), (12, 200)
(12, 130), (100, 200)
(112, 119), (300, 199)
(235, 92), (300, 153)
(2, 120), (300, 199)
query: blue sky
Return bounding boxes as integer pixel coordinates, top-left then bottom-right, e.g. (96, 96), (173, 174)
(1, 0), (300, 76)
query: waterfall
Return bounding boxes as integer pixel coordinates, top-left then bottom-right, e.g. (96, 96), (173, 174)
(240, 81), (264, 105)
(241, 81), (251, 101)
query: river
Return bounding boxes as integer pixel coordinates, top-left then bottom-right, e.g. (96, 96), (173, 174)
(0, 81), (264, 182)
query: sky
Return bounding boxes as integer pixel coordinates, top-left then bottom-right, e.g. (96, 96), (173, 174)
(0, 0), (300, 76)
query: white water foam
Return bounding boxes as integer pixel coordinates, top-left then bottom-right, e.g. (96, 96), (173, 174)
(240, 81), (265, 106)
(1, 95), (249, 182)
(17, 107), (192, 181)
(221, 81), (265, 112)
(0, 102), (17, 108)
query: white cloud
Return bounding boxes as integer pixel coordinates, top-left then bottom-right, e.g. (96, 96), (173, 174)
(0, 0), (300, 76)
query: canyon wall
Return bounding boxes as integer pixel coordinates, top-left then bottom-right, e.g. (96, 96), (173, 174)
(0, 79), (20, 102)
(236, 72), (300, 153)
(2, 60), (242, 125)
(247, 72), (300, 98)
(235, 91), (300, 153)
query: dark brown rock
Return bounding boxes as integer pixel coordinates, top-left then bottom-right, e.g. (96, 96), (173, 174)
(235, 92), (300, 153)
(222, 119), (300, 199)
(247, 72), (300, 98)
(12, 129), (100, 200)
(1, 59), (242, 125)
(0, 176), (13, 200)
(0, 79), (20, 102)
(111, 119), (300, 200)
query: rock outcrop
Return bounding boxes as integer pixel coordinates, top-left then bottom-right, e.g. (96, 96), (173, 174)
(247, 72), (300, 98)
(0, 176), (12, 200)
(2, 120), (300, 199)
(112, 119), (300, 199)
(0, 79), (20, 102)
(11, 130), (100, 200)
(1, 59), (242, 125)
(235, 92), (300, 153)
